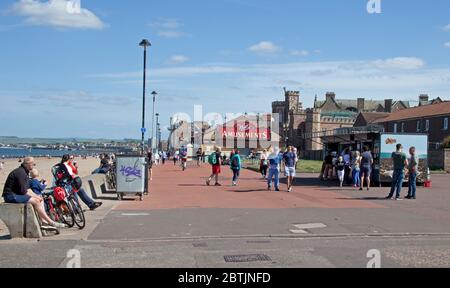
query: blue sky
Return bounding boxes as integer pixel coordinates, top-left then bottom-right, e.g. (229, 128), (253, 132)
(1, 0), (450, 139)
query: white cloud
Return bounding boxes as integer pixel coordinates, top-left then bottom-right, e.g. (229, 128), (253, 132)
(169, 55), (189, 64)
(291, 50), (309, 56)
(150, 18), (186, 38)
(157, 30), (186, 38)
(372, 57), (425, 70)
(443, 24), (450, 31)
(11, 0), (105, 30)
(445, 42), (450, 48)
(86, 56), (450, 105)
(248, 41), (280, 54)
(149, 18), (180, 29)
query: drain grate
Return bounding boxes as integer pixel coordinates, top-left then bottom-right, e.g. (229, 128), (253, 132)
(224, 254), (271, 263)
(246, 240), (272, 244)
(193, 242), (208, 248)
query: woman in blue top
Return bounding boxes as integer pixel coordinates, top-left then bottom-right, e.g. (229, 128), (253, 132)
(230, 149), (241, 186)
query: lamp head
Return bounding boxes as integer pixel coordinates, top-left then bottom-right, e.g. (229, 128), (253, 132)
(139, 39), (151, 47)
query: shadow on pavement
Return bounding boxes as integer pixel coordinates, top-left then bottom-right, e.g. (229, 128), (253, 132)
(228, 189), (269, 193)
(0, 234), (11, 241)
(336, 197), (389, 201)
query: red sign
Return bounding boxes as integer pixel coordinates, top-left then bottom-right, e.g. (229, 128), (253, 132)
(219, 121), (270, 140)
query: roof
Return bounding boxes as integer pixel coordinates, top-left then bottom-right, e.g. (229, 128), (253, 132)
(374, 101), (450, 123)
(358, 112), (390, 124)
(315, 99), (410, 112)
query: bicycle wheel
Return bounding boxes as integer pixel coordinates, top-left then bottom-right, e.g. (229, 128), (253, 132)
(45, 199), (58, 222)
(69, 197), (86, 230)
(56, 201), (75, 228)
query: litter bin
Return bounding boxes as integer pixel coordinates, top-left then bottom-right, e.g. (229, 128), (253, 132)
(115, 155), (148, 201)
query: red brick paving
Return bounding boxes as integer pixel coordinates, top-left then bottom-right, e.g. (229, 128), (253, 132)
(117, 163), (386, 210)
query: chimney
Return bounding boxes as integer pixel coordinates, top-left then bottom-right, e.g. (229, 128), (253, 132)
(325, 92), (336, 102)
(419, 94), (429, 106)
(384, 99), (393, 113)
(357, 98), (365, 112)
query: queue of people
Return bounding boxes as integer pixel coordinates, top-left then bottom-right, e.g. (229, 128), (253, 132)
(320, 146), (373, 190)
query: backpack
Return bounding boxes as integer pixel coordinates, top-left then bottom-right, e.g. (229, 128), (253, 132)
(231, 156), (239, 168)
(208, 153), (218, 165)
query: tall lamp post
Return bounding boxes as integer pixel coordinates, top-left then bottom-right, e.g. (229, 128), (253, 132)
(283, 122), (289, 148)
(139, 39), (151, 155)
(151, 91), (158, 152)
(155, 113), (160, 150)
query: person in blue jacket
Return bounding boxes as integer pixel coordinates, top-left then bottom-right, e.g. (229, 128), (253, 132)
(230, 149), (242, 186)
(267, 147), (282, 192)
(29, 168), (47, 196)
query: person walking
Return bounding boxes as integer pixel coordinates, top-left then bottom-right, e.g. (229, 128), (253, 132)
(283, 146), (297, 192)
(360, 146), (373, 191)
(322, 151), (334, 181)
(196, 148), (202, 166)
(147, 150), (153, 181)
(230, 149), (241, 186)
(173, 151), (178, 166)
(267, 148), (282, 192)
(352, 151), (361, 188)
(406, 146), (418, 200)
(206, 147), (223, 186)
(336, 156), (345, 188)
(162, 151), (167, 165)
(259, 149), (269, 179)
(386, 144), (408, 200)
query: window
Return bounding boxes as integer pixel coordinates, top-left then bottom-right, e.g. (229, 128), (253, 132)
(444, 118), (449, 131)
(393, 123), (398, 133)
(416, 120), (421, 132)
(425, 120), (430, 131)
(401, 123), (405, 133)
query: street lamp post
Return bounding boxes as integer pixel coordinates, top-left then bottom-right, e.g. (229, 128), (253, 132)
(151, 91), (158, 152)
(155, 113), (160, 150)
(139, 39), (151, 155)
(283, 122), (289, 148)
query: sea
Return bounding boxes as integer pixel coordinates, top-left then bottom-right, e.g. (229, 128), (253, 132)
(0, 147), (119, 158)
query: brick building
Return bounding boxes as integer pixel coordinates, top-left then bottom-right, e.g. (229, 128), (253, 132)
(374, 101), (450, 171)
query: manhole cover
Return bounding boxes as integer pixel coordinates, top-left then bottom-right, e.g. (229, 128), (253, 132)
(224, 254), (271, 263)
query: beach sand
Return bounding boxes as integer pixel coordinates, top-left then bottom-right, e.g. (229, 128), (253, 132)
(0, 156), (100, 202)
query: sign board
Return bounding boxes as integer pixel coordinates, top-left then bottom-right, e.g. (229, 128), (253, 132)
(116, 156), (147, 193)
(379, 133), (428, 183)
(380, 134), (428, 160)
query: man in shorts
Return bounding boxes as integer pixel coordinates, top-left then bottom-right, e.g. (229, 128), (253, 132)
(283, 146), (297, 192)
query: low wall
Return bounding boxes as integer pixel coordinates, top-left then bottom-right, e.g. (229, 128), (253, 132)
(445, 149), (450, 173)
(303, 150), (323, 161)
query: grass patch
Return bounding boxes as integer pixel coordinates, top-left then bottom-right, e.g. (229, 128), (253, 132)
(243, 159), (323, 173)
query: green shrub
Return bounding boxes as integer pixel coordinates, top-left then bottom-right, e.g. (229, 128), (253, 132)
(443, 136), (450, 149)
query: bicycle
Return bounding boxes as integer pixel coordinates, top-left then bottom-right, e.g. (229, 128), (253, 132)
(64, 184), (86, 230)
(49, 186), (75, 228)
(105, 161), (117, 191)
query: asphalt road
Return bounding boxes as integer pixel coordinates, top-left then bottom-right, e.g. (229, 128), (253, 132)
(1, 164), (449, 268)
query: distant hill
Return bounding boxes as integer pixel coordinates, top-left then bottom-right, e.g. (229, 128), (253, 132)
(0, 136), (139, 145)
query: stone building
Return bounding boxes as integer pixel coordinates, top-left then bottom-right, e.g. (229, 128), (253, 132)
(272, 90), (409, 159)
